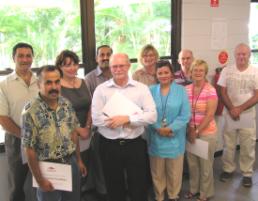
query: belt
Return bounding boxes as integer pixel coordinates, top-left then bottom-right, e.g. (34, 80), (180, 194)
(44, 152), (75, 164)
(100, 135), (141, 146)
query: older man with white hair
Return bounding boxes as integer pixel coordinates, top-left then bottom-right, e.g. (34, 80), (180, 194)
(91, 53), (157, 201)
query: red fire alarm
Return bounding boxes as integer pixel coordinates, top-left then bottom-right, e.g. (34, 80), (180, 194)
(211, 0), (219, 7)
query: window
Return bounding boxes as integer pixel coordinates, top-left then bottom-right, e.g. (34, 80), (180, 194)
(95, 0), (171, 59)
(250, 1), (258, 65)
(0, 0), (81, 69)
(0, 0), (180, 147)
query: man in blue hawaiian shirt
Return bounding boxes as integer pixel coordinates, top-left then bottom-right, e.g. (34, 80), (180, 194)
(21, 65), (86, 201)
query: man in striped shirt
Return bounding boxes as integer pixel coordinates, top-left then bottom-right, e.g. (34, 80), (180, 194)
(174, 49), (194, 86)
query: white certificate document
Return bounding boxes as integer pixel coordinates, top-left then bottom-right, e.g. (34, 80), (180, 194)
(102, 91), (143, 117)
(186, 139), (209, 160)
(33, 161), (72, 192)
(225, 111), (255, 130)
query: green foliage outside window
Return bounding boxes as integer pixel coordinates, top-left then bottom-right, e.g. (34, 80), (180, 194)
(95, 0), (171, 70)
(250, 2), (258, 64)
(0, 0), (81, 69)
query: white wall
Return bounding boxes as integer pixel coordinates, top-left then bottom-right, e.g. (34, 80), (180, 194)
(181, 0), (251, 150)
(182, 0), (250, 76)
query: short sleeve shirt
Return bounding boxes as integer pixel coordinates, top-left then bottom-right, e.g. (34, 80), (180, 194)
(0, 72), (38, 127)
(21, 95), (79, 161)
(218, 64), (258, 107)
(185, 83), (218, 135)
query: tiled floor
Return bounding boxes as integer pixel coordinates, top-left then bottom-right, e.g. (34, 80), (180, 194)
(82, 143), (258, 201)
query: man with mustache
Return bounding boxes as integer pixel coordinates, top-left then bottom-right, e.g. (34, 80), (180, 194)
(0, 42), (38, 201)
(21, 65), (86, 201)
(85, 45), (113, 97)
(84, 45), (113, 199)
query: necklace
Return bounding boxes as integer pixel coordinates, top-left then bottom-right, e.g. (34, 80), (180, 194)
(160, 86), (171, 127)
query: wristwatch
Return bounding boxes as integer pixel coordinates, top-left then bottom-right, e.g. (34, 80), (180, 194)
(195, 128), (199, 135)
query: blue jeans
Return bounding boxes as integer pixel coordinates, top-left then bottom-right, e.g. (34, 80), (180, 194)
(36, 154), (80, 201)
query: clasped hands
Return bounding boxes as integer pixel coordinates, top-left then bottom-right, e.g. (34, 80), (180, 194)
(105, 115), (130, 129)
(156, 127), (173, 137)
(229, 106), (243, 121)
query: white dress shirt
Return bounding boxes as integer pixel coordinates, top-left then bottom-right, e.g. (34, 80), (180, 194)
(92, 78), (157, 139)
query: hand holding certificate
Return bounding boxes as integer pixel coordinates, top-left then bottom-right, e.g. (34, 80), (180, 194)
(33, 161), (72, 192)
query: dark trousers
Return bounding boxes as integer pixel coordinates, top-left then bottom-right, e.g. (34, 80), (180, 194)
(90, 131), (107, 194)
(99, 134), (148, 201)
(5, 134), (29, 201)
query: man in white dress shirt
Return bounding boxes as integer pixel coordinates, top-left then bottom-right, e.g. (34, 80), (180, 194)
(91, 53), (157, 201)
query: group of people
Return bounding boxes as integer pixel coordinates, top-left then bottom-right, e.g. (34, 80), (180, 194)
(0, 42), (257, 201)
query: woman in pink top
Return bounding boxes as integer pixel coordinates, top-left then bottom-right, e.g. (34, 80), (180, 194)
(185, 60), (218, 201)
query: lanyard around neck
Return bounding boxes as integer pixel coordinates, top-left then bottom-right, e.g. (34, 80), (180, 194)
(191, 83), (206, 128)
(160, 86), (171, 126)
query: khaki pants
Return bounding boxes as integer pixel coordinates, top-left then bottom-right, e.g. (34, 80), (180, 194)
(150, 155), (183, 201)
(222, 127), (256, 177)
(187, 134), (217, 198)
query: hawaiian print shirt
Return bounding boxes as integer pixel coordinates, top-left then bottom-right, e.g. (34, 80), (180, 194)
(21, 94), (79, 161)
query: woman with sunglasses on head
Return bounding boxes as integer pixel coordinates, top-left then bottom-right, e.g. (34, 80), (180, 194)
(148, 60), (190, 201)
(185, 59), (218, 201)
(133, 44), (159, 85)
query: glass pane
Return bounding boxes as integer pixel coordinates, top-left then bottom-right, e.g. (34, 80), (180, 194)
(251, 52), (258, 65)
(0, 0), (81, 70)
(249, 3), (258, 57)
(94, 0), (171, 60)
(0, 76), (5, 143)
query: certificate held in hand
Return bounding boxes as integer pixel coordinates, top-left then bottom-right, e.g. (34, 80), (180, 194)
(102, 91), (143, 117)
(33, 161), (72, 192)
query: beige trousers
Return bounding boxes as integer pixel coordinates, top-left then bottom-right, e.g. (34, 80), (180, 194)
(222, 127), (256, 177)
(187, 134), (217, 198)
(150, 155), (183, 201)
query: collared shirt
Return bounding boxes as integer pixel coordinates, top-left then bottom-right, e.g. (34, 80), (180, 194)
(92, 78), (157, 139)
(0, 71), (38, 127)
(132, 68), (157, 86)
(84, 66), (112, 97)
(21, 95), (79, 161)
(174, 69), (192, 86)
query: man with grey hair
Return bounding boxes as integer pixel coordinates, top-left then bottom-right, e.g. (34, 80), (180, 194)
(218, 43), (258, 187)
(92, 53), (157, 201)
(174, 49), (194, 86)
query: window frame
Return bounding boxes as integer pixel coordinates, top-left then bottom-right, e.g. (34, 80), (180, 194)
(81, 0), (182, 71)
(0, 0), (182, 151)
(251, 0), (258, 62)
